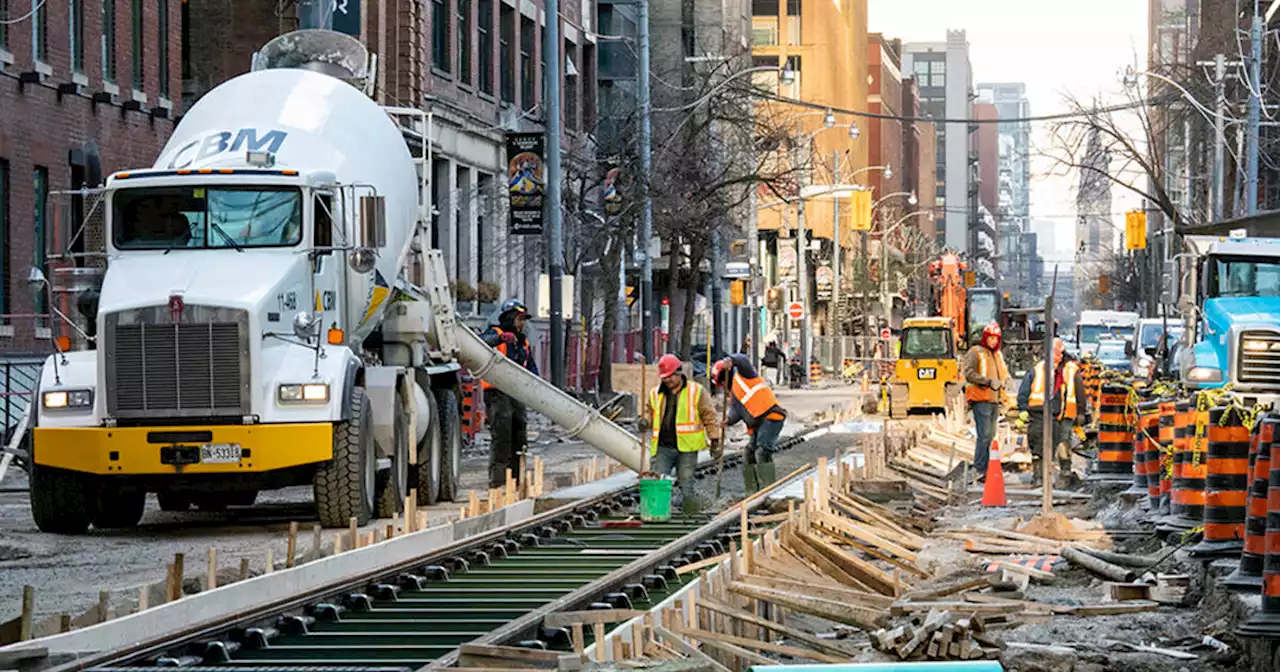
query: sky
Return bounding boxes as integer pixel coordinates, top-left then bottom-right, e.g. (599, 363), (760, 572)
(867, 0), (1150, 263)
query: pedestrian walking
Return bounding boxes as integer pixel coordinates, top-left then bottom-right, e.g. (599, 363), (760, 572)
(762, 340), (784, 386)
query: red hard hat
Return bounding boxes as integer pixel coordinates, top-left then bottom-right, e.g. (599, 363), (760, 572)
(657, 354), (682, 378)
(710, 358), (732, 381)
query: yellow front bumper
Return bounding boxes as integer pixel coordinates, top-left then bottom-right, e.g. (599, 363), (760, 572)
(33, 423), (334, 475)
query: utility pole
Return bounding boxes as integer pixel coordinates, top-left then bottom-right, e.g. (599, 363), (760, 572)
(832, 151), (842, 337)
(1247, 11), (1263, 216)
(544, 0), (565, 387)
(798, 199), (810, 385)
(637, 0), (654, 362)
(1213, 54), (1226, 222)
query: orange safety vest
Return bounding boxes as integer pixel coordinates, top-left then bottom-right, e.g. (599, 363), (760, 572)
(482, 328), (512, 390)
(965, 347), (1009, 403)
(1028, 360), (1080, 421)
(730, 372), (784, 423)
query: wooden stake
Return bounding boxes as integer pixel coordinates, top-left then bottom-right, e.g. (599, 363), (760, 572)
(207, 547), (218, 590)
(19, 585), (34, 640)
(98, 590), (111, 623)
(239, 558), (250, 582)
(505, 468), (515, 504)
(417, 511), (427, 530)
(138, 584), (149, 611)
(520, 454), (528, 499)
(172, 552), (185, 600)
(265, 549), (274, 573)
(386, 523), (395, 540)
(468, 490), (480, 517)
(535, 457), (544, 496)
(459, 505), (467, 520)
(59, 614), (72, 633)
(312, 524), (324, 561)
(332, 534), (342, 555)
(286, 521), (298, 568)
(409, 489), (419, 531)
(593, 622), (606, 661)
(349, 517), (359, 549)
(404, 494), (413, 532)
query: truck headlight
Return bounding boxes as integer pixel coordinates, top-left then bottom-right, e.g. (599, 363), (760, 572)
(1243, 339), (1280, 352)
(278, 383), (329, 404)
(1187, 366), (1223, 383)
(43, 388), (93, 410)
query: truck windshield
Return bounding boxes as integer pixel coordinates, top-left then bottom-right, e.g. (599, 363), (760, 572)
(901, 328), (952, 359)
(1079, 324), (1134, 345)
(1140, 324), (1182, 349)
(1210, 256), (1280, 298)
(113, 186), (303, 250)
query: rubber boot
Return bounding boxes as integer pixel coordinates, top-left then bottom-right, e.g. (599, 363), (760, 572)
(755, 461), (778, 489)
(681, 493), (702, 516)
(743, 464), (760, 494)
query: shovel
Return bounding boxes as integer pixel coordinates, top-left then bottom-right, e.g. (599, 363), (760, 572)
(715, 376), (729, 498)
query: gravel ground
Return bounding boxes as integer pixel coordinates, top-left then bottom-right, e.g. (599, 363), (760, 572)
(0, 384), (860, 629)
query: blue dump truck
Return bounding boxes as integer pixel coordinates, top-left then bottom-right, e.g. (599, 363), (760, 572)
(1178, 232), (1280, 406)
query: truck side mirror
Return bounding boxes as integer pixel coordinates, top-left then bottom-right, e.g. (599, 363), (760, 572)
(359, 195), (387, 249)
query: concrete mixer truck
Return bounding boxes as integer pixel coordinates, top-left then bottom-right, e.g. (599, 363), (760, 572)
(19, 30), (644, 534)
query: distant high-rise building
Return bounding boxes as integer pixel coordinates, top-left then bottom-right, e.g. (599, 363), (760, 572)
(977, 82), (1033, 303)
(1076, 128), (1114, 311)
(902, 31), (974, 258)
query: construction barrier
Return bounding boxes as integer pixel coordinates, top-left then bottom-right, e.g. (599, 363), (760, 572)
(460, 375), (483, 442)
(1234, 426), (1280, 637)
(1189, 405), (1251, 557)
(1132, 401), (1161, 501)
(1157, 399), (1177, 516)
(1224, 416), (1277, 591)
(1080, 359), (1102, 417)
(1092, 383), (1134, 480)
(809, 360), (823, 384)
(1163, 399), (1208, 532)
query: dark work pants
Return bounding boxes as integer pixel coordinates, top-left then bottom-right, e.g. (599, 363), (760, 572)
(485, 389), (527, 489)
(971, 401), (998, 475)
(653, 445), (698, 508)
(745, 418), (785, 465)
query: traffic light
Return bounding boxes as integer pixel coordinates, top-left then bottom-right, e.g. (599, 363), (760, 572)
(1099, 274), (1110, 295)
(855, 188), (875, 230)
(730, 280), (746, 306)
(1125, 211), (1147, 250)
(766, 287), (784, 310)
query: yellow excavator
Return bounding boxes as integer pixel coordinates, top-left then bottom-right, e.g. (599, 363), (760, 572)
(888, 317), (962, 418)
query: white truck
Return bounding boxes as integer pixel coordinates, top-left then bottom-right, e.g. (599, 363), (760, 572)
(19, 30), (643, 534)
(1074, 309), (1139, 357)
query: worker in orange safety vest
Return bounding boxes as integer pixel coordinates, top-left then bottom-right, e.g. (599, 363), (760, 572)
(1016, 338), (1088, 488)
(480, 299), (538, 489)
(962, 322), (1009, 481)
(712, 354), (788, 494)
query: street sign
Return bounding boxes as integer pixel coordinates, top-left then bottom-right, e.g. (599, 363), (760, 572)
(787, 302), (804, 320)
(880, 328), (890, 340)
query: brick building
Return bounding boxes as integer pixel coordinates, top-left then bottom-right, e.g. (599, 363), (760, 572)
(183, 1), (598, 319)
(0, 0), (181, 354)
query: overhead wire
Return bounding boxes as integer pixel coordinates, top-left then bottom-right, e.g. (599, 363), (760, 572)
(0, 0), (45, 25)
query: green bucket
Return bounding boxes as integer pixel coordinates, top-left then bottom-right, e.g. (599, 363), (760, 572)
(638, 478), (674, 522)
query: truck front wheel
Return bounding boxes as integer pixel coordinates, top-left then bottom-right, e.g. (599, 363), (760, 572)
(93, 487), (145, 529)
(30, 464), (99, 534)
(315, 386), (376, 527)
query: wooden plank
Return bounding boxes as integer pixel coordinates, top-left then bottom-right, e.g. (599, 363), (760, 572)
(795, 529), (900, 595)
(737, 573), (894, 610)
(651, 625), (732, 672)
(726, 581), (887, 631)
(672, 624), (848, 664)
(1068, 601), (1160, 616)
(544, 609), (649, 628)
(676, 552), (729, 576)
(698, 596), (864, 658)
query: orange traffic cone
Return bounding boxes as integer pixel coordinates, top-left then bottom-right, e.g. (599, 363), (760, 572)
(981, 439), (1007, 507)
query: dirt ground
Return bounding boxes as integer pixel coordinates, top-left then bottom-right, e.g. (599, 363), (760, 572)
(0, 384), (858, 628)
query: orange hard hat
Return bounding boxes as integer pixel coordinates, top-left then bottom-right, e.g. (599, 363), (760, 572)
(657, 354), (682, 378)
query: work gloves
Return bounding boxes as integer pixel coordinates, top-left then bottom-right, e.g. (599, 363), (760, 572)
(500, 332), (518, 345)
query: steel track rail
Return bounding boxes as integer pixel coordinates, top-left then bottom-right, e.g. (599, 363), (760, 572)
(63, 450), (754, 672)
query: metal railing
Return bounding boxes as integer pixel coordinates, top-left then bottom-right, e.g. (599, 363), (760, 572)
(1, 358), (40, 439)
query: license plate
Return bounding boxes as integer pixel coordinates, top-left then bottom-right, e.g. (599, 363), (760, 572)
(200, 443), (243, 464)
(917, 368), (937, 380)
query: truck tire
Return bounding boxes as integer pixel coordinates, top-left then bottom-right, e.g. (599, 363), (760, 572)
(29, 464), (99, 534)
(434, 388), (463, 503)
(315, 386), (376, 527)
(413, 393), (442, 506)
(93, 487), (145, 529)
(227, 490), (258, 507)
(157, 492), (191, 511)
(376, 387), (410, 518)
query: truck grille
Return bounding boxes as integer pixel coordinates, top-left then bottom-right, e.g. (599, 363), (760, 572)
(106, 307), (249, 419)
(1238, 330), (1280, 385)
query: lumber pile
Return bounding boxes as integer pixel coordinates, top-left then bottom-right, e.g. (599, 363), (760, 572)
(871, 607), (1002, 661)
(939, 513), (1113, 556)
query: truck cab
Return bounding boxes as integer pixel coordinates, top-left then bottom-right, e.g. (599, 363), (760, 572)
(1178, 234), (1280, 406)
(1075, 310), (1139, 357)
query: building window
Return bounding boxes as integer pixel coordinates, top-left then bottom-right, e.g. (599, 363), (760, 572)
(131, 0), (143, 90)
(102, 0), (116, 83)
(432, 0), (449, 72)
(458, 0), (471, 85)
(0, 159), (7, 317)
(564, 41), (577, 131)
(539, 25), (546, 111)
(520, 16), (534, 111)
(70, 0), (85, 72)
(32, 0), (48, 63)
(158, 0), (168, 97)
(477, 0), (492, 94)
(499, 5), (513, 102)
(0, 0), (9, 50)
(33, 166), (47, 318)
